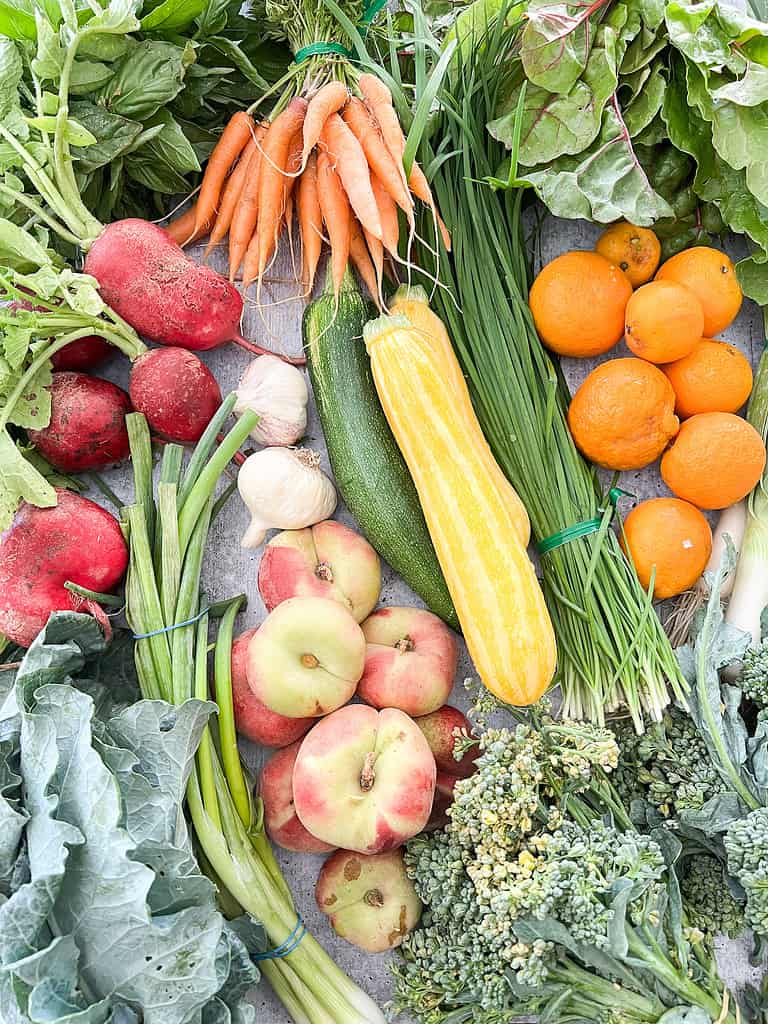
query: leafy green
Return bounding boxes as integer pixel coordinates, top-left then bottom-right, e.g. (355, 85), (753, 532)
(0, 613), (264, 1024)
(96, 39), (196, 119)
(486, 0), (768, 297)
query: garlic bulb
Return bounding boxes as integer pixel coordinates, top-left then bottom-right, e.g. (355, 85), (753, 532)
(238, 447), (337, 549)
(234, 355), (308, 447)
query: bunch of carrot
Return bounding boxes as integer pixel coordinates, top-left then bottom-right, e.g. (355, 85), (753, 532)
(167, 75), (449, 305)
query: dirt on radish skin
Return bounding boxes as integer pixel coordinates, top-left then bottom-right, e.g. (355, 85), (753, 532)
(129, 347), (222, 443)
(83, 219), (303, 363)
(0, 489), (129, 646)
(28, 371), (132, 472)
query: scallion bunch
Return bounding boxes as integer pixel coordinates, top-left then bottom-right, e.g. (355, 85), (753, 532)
(123, 402), (385, 1024)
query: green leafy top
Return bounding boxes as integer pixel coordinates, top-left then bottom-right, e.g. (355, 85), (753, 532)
(0, 224), (144, 530)
(0, 612), (265, 1024)
(487, 0), (768, 295)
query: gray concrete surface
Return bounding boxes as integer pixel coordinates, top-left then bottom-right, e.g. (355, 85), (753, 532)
(91, 216), (765, 1021)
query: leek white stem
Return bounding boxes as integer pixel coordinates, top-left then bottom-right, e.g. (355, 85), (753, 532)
(704, 501), (747, 601)
(725, 486), (768, 646)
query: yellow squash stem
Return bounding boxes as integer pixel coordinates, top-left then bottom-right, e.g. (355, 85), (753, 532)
(365, 313), (556, 705)
(389, 285), (531, 546)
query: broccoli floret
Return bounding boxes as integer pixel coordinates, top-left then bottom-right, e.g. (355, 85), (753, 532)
(740, 639), (768, 708)
(610, 706), (729, 818)
(680, 854), (746, 939)
(725, 809), (768, 937)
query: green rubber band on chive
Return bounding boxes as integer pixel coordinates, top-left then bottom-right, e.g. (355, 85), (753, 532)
(536, 487), (634, 556)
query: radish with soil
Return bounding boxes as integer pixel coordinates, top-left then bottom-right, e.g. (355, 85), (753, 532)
(28, 371), (132, 472)
(2, 26), (303, 366)
(0, 489), (128, 647)
(129, 347), (223, 443)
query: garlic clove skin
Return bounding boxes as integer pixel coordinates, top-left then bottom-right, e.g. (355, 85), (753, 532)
(234, 354), (308, 447)
(238, 447), (337, 550)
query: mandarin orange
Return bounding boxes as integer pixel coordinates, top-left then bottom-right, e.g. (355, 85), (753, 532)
(529, 250), (632, 357)
(656, 246), (742, 336)
(595, 222), (661, 287)
(662, 339), (753, 419)
(624, 279), (704, 363)
(660, 412), (766, 509)
(567, 358), (679, 470)
(620, 498), (712, 599)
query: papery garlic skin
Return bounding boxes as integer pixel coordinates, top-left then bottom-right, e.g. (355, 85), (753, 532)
(234, 354), (308, 446)
(238, 447), (337, 549)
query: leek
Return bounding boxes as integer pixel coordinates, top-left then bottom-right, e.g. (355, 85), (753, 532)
(726, 332), (768, 647)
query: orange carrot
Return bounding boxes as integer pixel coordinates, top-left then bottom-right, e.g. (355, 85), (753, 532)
(349, 218), (381, 308)
(358, 74), (451, 250)
(297, 151), (323, 292)
(204, 128), (264, 258)
(408, 160), (452, 251)
(322, 113), (382, 241)
(253, 97), (309, 291)
(194, 111), (255, 235)
(342, 97), (413, 219)
(362, 224), (385, 306)
(370, 174), (400, 259)
(228, 127), (268, 279)
(358, 74), (407, 190)
(317, 149), (351, 300)
(301, 81), (349, 170)
(165, 206), (212, 245)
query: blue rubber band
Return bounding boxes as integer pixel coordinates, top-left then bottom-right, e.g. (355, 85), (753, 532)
(133, 606), (211, 640)
(253, 917), (307, 961)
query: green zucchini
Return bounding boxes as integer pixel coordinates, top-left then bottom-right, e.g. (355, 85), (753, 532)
(304, 270), (459, 630)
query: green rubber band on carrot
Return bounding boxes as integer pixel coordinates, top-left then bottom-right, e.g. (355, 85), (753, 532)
(537, 487), (634, 556)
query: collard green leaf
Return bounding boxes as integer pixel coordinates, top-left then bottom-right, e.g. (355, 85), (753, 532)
(96, 40), (195, 120)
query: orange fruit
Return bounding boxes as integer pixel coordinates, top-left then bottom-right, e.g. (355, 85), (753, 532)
(595, 222), (661, 288)
(624, 279), (704, 363)
(662, 339), (753, 419)
(620, 498), (712, 599)
(661, 412), (766, 509)
(656, 246), (742, 336)
(529, 250), (632, 357)
(567, 358), (679, 470)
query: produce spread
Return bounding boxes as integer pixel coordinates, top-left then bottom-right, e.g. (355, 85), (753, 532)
(5, 0), (768, 1021)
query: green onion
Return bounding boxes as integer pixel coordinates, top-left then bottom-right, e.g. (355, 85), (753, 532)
(405, 18), (686, 730)
(124, 411), (385, 1024)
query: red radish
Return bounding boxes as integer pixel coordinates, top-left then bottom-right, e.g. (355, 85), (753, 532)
(83, 220), (305, 364)
(50, 335), (112, 370)
(28, 372), (131, 472)
(129, 347), (222, 444)
(0, 489), (128, 647)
